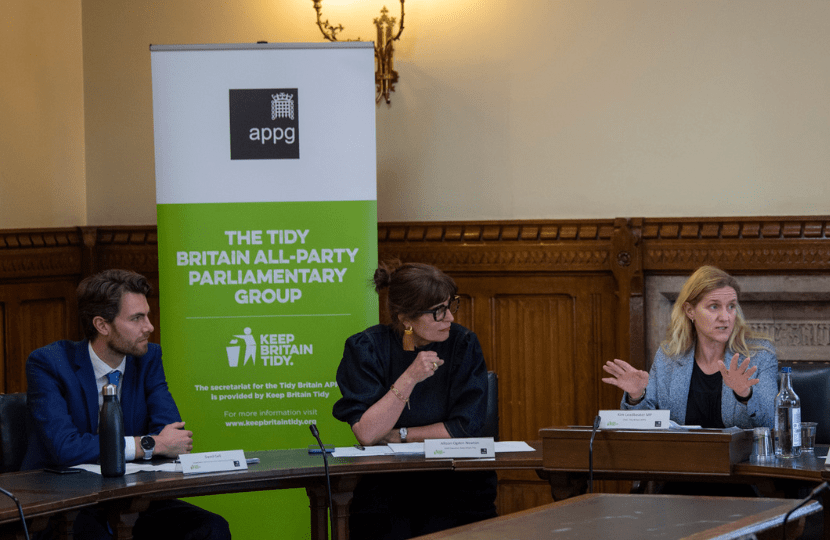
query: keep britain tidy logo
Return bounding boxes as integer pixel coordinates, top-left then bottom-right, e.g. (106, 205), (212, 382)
(228, 88), (299, 160)
(225, 328), (313, 367)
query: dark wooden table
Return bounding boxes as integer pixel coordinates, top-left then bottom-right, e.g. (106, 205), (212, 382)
(412, 493), (822, 539)
(540, 427), (830, 538)
(0, 442), (544, 540)
(539, 426), (830, 491)
(540, 426), (753, 478)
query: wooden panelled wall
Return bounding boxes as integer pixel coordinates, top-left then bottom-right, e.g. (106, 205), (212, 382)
(0, 227), (160, 393)
(2, 217), (829, 512)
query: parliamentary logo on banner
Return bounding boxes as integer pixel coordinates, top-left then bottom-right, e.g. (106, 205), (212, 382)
(229, 89), (299, 160)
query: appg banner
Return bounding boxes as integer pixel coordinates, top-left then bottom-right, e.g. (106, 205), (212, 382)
(150, 43), (376, 539)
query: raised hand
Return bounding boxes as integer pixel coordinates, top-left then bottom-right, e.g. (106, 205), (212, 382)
(602, 359), (649, 399)
(718, 353), (758, 399)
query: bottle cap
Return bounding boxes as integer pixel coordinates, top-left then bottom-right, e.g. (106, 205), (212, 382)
(102, 383), (117, 396)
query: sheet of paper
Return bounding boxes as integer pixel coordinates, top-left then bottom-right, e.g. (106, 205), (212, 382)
(333, 440), (535, 458)
(72, 461), (179, 475)
(494, 441), (535, 452)
(331, 445), (394, 458)
(387, 443), (425, 455)
(668, 420), (702, 430)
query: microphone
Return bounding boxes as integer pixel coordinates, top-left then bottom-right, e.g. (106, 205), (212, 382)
(0, 486), (30, 540)
(589, 415), (601, 494)
(781, 481), (828, 540)
(309, 423), (335, 535)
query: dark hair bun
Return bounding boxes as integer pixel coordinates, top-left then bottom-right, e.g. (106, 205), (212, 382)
(373, 259), (403, 293)
(372, 267), (391, 292)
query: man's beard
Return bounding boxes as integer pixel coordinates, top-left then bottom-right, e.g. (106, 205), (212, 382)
(108, 333), (149, 358)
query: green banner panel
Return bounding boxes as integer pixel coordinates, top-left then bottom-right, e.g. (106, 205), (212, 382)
(157, 200), (377, 536)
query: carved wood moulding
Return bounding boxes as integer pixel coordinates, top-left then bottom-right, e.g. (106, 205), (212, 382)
(0, 250), (82, 279)
(1, 218), (828, 281)
(378, 220), (617, 272)
(0, 229), (84, 279)
(640, 217), (830, 272)
(0, 227), (160, 282)
(379, 221), (617, 243)
(640, 217), (829, 240)
(0, 228), (82, 249)
(378, 245), (613, 273)
(92, 226), (158, 247)
(91, 227), (159, 276)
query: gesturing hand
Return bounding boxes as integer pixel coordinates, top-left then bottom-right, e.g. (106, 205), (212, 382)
(405, 350), (444, 384)
(601, 359), (649, 399)
(718, 353), (758, 399)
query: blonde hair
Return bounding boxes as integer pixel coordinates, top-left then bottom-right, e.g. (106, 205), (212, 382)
(661, 266), (770, 359)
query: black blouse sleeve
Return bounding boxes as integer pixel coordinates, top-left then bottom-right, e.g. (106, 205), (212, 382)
(331, 330), (388, 427)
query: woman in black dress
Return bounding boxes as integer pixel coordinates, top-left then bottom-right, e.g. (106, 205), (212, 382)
(332, 261), (496, 539)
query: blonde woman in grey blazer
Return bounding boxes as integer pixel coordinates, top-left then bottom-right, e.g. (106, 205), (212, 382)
(602, 266), (777, 429)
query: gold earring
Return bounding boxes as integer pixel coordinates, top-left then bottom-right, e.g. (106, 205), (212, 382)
(403, 326), (415, 351)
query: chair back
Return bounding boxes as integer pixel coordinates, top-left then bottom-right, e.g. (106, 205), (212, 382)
(481, 371), (499, 441)
(780, 361), (830, 445)
(0, 393), (28, 473)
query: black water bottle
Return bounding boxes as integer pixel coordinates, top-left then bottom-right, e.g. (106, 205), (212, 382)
(99, 383), (126, 477)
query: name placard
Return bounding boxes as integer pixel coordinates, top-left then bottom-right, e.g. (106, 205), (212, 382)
(599, 409), (671, 430)
(179, 449), (248, 474)
(424, 438), (495, 459)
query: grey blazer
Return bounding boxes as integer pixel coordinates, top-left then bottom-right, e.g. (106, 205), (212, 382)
(620, 340), (778, 429)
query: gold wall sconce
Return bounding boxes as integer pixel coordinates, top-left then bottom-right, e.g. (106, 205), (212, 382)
(312, 0), (405, 104)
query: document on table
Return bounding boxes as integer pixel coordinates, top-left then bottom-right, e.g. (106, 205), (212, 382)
(332, 441), (535, 458)
(495, 441), (535, 452)
(388, 443), (424, 455)
(332, 445), (394, 458)
(72, 462), (179, 475)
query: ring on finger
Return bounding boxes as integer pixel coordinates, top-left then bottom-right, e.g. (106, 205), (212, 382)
(432, 362), (438, 371)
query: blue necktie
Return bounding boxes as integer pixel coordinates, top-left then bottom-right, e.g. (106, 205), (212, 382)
(107, 370), (121, 387)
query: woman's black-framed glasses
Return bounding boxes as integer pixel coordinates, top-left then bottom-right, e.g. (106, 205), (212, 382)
(421, 296), (460, 322)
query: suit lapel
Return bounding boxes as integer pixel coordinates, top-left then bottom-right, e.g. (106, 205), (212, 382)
(73, 341), (101, 434)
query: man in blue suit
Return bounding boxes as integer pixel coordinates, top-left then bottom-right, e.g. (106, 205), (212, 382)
(23, 269), (230, 540)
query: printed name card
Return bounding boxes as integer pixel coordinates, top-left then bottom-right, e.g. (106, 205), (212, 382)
(179, 449), (248, 474)
(424, 438), (495, 459)
(598, 409), (671, 430)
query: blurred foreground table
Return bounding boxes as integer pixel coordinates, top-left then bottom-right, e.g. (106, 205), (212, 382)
(413, 493), (821, 539)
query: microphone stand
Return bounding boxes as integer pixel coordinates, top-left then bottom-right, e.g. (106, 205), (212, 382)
(309, 423), (336, 537)
(781, 481), (827, 540)
(0, 486), (30, 540)
(589, 415), (601, 494)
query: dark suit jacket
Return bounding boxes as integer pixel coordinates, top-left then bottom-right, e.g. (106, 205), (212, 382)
(21, 340), (181, 470)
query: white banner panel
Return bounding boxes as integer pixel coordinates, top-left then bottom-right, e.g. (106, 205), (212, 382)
(152, 43), (375, 203)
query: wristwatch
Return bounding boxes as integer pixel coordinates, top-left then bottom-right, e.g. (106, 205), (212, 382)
(399, 427), (408, 443)
(140, 435), (155, 460)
